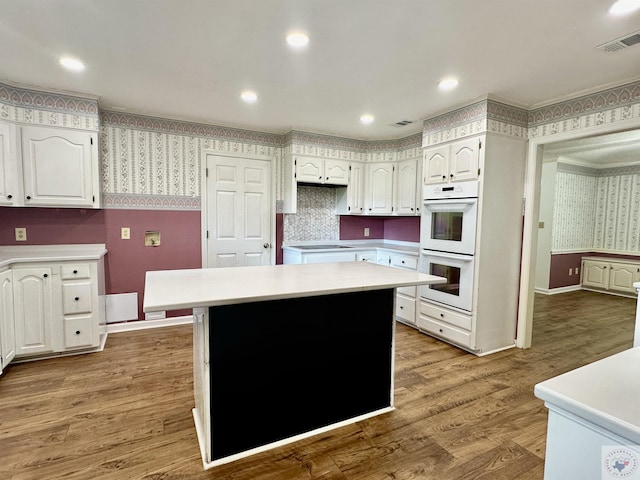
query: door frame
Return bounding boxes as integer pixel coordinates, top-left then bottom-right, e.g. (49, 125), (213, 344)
(200, 150), (277, 268)
(517, 115), (640, 348)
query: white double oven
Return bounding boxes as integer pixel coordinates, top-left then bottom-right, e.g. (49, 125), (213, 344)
(419, 180), (478, 311)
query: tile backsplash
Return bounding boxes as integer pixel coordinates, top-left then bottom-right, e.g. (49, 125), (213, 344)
(283, 186), (339, 242)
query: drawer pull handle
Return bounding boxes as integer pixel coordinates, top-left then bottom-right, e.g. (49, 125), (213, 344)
(75, 330), (81, 335)
(74, 297), (80, 301)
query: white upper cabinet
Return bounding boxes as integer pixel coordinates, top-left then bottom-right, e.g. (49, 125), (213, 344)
(0, 121), (20, 206)
(365, 162), (395, 215)
(295, 156), (348, 185)
(394, 158), (419, 215)
(424, 136), (481, 185)
(21, 126), (99, 208)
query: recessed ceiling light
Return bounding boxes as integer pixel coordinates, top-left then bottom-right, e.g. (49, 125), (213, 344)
(240, 91), (258, 103)
(58, 56), (85, 72)
(609, 0), (640, 15)
(286, 32), (310, 48)
(360, 114), (374, 125)
(438, 77), (459, 91)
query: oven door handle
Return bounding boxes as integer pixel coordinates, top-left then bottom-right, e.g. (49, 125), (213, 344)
(423, 199), (476, 210)
(421, 250), (474, 261)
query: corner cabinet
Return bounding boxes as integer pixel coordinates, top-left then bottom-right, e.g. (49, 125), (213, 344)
(0, 120), (100, 208)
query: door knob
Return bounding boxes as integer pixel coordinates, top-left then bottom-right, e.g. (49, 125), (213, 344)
(263, 242), (270, 248)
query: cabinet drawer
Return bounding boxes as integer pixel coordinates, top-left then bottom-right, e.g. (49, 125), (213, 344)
(395, 295), (416, 324)
(62, 283), (92, 314)
(417, 315), (471, 348)
(397, 285), (416, 297)
(420, 301), (472, 331)
(61, 264), (91, 280)
(390, 255), (418, 270)
(64, 317), (95, 349)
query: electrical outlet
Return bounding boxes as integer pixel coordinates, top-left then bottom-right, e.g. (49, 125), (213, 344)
(121, 227), (130, 240)
(568, 268), (572, 276)
(15, 227), (27, 241)
(575, 267), (579, 276)
(364, 227), (370, 237)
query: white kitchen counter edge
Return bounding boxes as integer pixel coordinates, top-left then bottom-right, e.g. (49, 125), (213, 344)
(534, 347), (640, 444)
(143, 262), (444, 312)
(0, 244), (107, 268)
(282, 240), (419, 254)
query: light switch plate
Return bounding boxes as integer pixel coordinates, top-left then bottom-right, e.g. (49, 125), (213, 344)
(121, 227), (130, 240)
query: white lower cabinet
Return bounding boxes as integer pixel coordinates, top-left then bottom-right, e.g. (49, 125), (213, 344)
(581, 257), (640, 296)
(0, 269), (16, 373)
(0, 251), (105, 373)
(13, 266), (55, 356)
(383, 251), (418, 326)
(417, 301), (473, 349)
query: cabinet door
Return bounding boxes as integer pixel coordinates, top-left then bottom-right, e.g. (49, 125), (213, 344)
(395, 159), (418, 215)
(295, 157), (324, 184)
(348, 163), (365, 214)
(0, 120), (20, 206)
(324, 159), (349, 185)
(449, 137), (480, 183)
(13, 267), (55, 356)
(21, 126), (97, 207)
(423, 145), (449, 185)
(365, 163), (394, 214)
(581, 260), (610, 289)
(0, 270), (16, 371)
(608, 263), (637, 294)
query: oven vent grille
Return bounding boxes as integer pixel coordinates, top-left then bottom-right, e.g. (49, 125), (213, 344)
(597, 30), (640, 53)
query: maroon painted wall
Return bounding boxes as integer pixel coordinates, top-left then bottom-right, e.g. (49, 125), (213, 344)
(340, 215), (420, 242)
(549, 253), (583, 289)
(0, 207), (201, 319)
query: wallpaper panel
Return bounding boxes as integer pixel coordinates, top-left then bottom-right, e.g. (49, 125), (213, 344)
(553, 164), (640, 253)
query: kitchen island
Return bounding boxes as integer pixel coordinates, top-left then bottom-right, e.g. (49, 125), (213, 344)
(143, 262), (444, 469)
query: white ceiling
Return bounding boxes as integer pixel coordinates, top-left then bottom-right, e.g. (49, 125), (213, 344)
(1, 0), (640, 140)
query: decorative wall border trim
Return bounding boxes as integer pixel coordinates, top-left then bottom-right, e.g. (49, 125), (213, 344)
(558, 161), (640, 176)
(0, 81), (99, 117)
(101, 110), (283, 148)
(528, 80), (640, 127)
(102, 193), (201, 210)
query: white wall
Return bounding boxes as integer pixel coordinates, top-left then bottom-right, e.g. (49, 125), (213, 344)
(535, 162), (557, 290)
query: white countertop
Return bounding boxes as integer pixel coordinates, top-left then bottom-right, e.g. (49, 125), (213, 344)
(0, 244), (107, 268)
(534, 347), (640, 443)
(143, 261), (444, 312)
(282, 241), (419, 255)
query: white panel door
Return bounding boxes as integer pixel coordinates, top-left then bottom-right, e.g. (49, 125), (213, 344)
(206, 155), (272, 268)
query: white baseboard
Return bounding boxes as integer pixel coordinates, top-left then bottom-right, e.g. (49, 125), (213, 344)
(106, 315), (193, 333)
(535, 285), (582, 295)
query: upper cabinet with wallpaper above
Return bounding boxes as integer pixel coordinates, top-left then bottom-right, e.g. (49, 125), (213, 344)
(423, 136), (481, 185)
(0, 120), (100, 209)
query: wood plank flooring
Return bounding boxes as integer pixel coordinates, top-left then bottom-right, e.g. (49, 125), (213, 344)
(0, 290), (635, 479)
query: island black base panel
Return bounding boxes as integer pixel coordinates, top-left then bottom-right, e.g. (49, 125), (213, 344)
(208, 288), (394, 460)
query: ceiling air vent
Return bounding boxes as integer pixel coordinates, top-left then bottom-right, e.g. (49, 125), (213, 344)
(392, 120), (415, 127)
(597, 29), (640, 53)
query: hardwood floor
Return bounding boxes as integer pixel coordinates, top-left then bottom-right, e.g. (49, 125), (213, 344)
(0, 290), (635, 479)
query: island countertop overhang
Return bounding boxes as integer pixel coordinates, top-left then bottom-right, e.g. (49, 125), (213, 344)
(143, 262), (445, 312)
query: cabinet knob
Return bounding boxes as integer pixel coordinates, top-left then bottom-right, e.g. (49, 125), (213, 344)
(75, 330), (81, 335)
(7, 194), (12, 199)
(75, 297), (80, 301)
(440, 313), (444, 318)
(26, 195), (32, 200)
(400, 305), (404, 309)
(442, 175), (446, 180)
(73, 270), (78, 274)
(319, 176), (322, 180)
(439, 328), (443, 333)
(43, 273), (48, 278)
